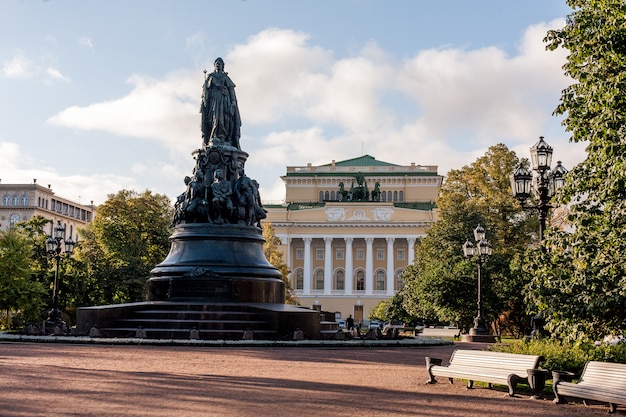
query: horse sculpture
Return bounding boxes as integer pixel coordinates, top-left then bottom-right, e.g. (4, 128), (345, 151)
(371, 181), (381, 201)
(338, 181), (350, 201)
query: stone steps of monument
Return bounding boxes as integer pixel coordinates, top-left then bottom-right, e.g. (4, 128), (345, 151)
(117, 318), (269, 328)
(100, 327), (277, 340)
(133, 309), (262, 321)
(96, 303), (278, 340)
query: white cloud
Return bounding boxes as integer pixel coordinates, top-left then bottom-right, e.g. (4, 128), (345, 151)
(0, 141), (138, 205)
(47, 71), (200, 150)
(47, 67), (70, 82)
(42, 22), (586, 204)
(185, 32), (205, 50)
(77, 36), (94, 49)
(1, 55), (31, 78)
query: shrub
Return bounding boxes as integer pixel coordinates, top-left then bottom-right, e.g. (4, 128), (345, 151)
(490, 338), (626, 376)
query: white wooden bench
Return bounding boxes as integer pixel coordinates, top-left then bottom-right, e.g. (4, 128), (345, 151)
(425, 349), (542, 396)
(553, 361), (626, 414)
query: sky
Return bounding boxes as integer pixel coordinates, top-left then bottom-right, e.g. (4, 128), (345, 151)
(0, 0), (587, 206)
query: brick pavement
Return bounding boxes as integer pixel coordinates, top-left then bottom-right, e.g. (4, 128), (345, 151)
(0, 341), (618, 416)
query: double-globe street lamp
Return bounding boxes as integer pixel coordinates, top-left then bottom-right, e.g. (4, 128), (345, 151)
(510, 136), (568, 241)
(45, 220), (76, 334)
(462, 224), (493, 337)
(510, 136), (567, 340)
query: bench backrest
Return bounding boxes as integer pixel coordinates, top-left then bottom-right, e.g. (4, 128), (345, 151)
(579, 361), (626, 390)
(449, 350), (541, 374)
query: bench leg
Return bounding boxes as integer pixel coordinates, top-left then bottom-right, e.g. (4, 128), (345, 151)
(507, 374), (523, 397)
(608, 403), (617, 414)
(552, 379), (567, 404)
(424, 357), (441, 384)
(466, 380), (474, 389)
(552, 390), (566, 404)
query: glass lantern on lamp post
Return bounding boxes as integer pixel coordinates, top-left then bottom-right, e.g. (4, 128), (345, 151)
(462, 224), (493, 336)
(45, 220), (76, 335)
(511, 136), (568, 241)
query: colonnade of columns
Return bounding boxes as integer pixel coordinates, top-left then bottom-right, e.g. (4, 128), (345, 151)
(284, 235), (418, 297)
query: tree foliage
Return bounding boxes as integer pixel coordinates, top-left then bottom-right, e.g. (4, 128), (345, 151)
(262, 222), (298, 305)
(73, 190), (173, 306)
(525, 0), (626, 340)
(400, 144), (535, 334)
(0, 228), (46, 328)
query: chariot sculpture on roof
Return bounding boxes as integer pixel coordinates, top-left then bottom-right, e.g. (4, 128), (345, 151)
(337, 172), (382, 202)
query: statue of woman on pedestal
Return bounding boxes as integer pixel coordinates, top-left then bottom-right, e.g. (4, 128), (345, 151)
(200, 57), (241, 149)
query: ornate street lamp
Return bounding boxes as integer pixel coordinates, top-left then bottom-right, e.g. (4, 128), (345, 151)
(462, 224), (493, 336)
(511, 136), (568, 241)
(45, 220), (76, 335)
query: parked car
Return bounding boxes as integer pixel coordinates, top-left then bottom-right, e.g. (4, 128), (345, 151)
(368, 321), (382, 330)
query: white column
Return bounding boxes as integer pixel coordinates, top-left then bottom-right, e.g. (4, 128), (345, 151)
(365, 237), (374, 295)
(303, 237), (312, 295)
(344, 237), (353, 294)
(323, 237), (333, 295)
(281, 236), (292, 282)
(407, 237), (416, 264)
(386, 237), (395, 296)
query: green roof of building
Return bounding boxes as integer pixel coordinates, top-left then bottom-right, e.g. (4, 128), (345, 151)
(321, 155), (398, 167)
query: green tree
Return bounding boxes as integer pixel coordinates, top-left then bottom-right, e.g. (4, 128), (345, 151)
(263, 222), (298, 305)
(15, 216), (54, 318)
(0, 228), (46, 328)
(400, 144), (535, 335)
(74, 190), (173, 306)
(525, 0), (626, 340)
(368, 292), (413, 324)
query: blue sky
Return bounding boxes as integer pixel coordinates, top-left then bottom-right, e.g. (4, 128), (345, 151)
(0, 0), (585, 205)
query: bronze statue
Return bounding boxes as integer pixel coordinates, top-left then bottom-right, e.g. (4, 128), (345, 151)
(200, 57), (241, 149)
(210, 169), (233, 224)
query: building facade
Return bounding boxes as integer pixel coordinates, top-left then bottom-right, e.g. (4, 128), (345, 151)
(0, 180), (95, 238)
(265, 155), (442, 324)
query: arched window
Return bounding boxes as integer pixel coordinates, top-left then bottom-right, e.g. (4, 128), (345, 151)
(13, 195), (19, 206)
(395, 269), (405, 291)
(324, 191), (330, 200)
(22, 195), (28, 206)
(376, 270), (386, 291)
(9, 213), (19, 229)
(334, 270), (345, 290)
(381, 191), (386, 202)
(315, 269), (324, 290)
(355, 270), (365, 291)
(399, 191), (404, 202)
(3, 195), (9, 206)
(387, 191), (392, 202)
(330, 191), (336, 200)
(393, 191), (398, 202)
(319, 191), (324, 202)
(295, 269), (304, 290)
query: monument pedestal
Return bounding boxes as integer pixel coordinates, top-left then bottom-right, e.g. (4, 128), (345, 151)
(147, 223), (285, 303)
(77, 223), (320, 340)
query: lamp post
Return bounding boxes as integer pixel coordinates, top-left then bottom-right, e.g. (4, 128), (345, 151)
(511, 136), (568, 241)
(45, 220), (76, 335)
(462, 224), (493, 337)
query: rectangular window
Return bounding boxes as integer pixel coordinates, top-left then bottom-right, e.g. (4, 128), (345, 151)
(356, 249), (365, 260)
(316, 249), (324, 260)
(397, 249), (405, 261)
(296, 248), (304, 260)
(336, 248), (344, 260)
(376, 249), (384, 260)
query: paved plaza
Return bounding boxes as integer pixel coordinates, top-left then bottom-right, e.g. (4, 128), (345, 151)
(0, 340), (618, 416)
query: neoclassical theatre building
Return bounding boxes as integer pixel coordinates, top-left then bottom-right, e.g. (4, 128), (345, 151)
(265, 155), (442, 323)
